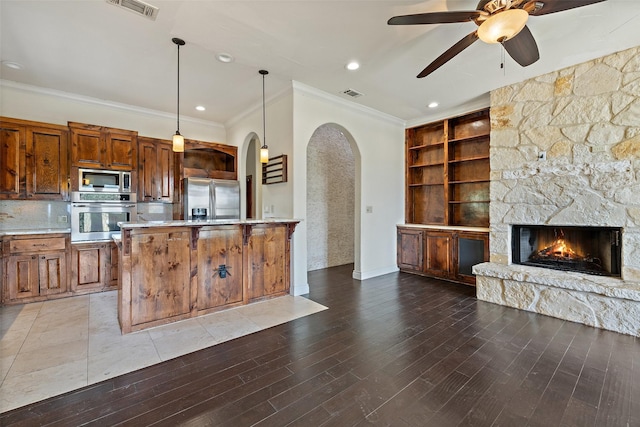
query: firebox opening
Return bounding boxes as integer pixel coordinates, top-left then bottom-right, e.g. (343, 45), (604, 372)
(511, 225), (622, 277)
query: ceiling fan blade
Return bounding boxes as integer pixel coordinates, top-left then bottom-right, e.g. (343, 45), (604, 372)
(503, 26), (540, 67)
(388, 10), (485, 25)
(526, 0), (607, 16)
(417, 31), (479, 78)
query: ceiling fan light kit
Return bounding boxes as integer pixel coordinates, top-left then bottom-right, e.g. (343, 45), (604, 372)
(477, 8), (529, 43)
(388, 0), (608, 78)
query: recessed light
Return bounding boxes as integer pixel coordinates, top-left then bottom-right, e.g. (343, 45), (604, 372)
(195, 105), (206, 111)
(216, 53), (234, 63)
(2, 61), (23, 70)
(428, 102), (439, 108)
(346, 61), (360, 71)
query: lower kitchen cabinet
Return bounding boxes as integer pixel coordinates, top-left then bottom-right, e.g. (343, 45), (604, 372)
(2, 234), (70, 303)
(197, 225), (244, 312)
(397, 226), (488, 285)
(70, 242), (117, 294)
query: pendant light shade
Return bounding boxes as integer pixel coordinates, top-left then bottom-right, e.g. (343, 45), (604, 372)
(172, 37), (186, 152)
(259, 69), (269, 164)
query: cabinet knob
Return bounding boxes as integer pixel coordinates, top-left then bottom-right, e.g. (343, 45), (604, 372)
(41, 256), (45, 260)
(32, 255), (37, 259)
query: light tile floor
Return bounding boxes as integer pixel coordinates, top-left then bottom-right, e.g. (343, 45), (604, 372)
(0, 292), (327, 413)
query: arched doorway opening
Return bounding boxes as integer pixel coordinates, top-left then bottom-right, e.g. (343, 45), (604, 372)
(306, 123), (358, 272)
(242, 133), (261, 220)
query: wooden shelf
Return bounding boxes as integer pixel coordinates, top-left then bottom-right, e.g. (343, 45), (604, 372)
(448, 155), (489, 164)
(409, 162), (445, 168)
(449, 179), (490, 184)
(409, 182), (444, 187)
(408, 142), (445, 150)
(448, 133), (490, 144)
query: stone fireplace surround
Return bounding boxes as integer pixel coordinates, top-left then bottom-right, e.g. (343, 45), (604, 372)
(473, 45), (640, 337)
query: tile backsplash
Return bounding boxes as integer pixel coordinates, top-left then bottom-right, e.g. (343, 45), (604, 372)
(0, 200), (70, 230)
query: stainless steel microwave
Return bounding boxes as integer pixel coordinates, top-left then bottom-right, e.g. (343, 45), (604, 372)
(79, 168), (131, 192)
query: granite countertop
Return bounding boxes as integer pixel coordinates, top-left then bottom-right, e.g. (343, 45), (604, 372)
(397, 224), (490, 233)
(0, 228), (71, 237)
(118, 218), (301, 229)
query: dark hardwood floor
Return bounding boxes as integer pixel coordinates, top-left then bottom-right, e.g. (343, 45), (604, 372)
(2, 264), (639, 426)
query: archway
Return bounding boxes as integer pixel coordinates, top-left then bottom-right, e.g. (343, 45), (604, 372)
(242, 132), (261, 220)
(306, 123), (358, 272)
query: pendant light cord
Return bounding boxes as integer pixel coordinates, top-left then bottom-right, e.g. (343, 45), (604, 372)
(177, 42), (180, 134)
(262, 72), (266, 147)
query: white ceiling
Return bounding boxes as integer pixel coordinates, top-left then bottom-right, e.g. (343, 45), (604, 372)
(2, 0), (639, 126)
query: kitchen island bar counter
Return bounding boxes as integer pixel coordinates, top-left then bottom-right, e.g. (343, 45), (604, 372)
(116, 219), (299, 333)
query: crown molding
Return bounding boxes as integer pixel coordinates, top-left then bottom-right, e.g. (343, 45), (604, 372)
(0, 79), (225, 131)
(291, 81), (405, 126)
(405, 94), (490, 129)
(225, 84), (293, 129)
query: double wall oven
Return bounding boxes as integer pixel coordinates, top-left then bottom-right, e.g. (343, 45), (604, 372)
(71, 192), (136, 242)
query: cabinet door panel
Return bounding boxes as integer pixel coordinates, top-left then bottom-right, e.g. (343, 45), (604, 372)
(109, 242), (119, 287)
(247, 226), (287, 300)
(0, 125), (23, 197)
(424, 232), (452, 277)
(107, 133), (136, 170)
(139, 141), (156, 201)
(397, 228), (423, 272)
(197, 227), (243, 310)
(39, 253), (67, 295)
(7, 255), (39, 299)
(157, 143), (174, 201)
(71, 245), (105, 291)
(130, 230), (191, 325)
(28, 127), (69, 200)
(72, 129), (104, 168)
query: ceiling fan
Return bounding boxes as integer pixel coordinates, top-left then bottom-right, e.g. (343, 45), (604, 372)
(388, 0), (608, 78)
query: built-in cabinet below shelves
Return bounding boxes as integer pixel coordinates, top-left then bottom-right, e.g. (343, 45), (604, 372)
(401, 108), (490, 285)
(397, 226), (488, 285)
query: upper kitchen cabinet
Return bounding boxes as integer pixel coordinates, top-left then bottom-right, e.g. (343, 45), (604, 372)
(138, 136), (174, 202)
(180, 140), (237, 181)
(69, 122), (137, 171)
(0, 117), (69, 201)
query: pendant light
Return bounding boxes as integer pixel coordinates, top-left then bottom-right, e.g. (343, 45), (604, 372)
(259, 69), (269, 164)
(172, 37), (185, 152)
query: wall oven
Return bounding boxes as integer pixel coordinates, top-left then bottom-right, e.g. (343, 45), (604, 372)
(71, 192), (137, 242)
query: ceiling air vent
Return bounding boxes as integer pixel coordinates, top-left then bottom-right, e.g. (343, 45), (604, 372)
(105, 0), (159, 20)
(342, 88), (363, 98)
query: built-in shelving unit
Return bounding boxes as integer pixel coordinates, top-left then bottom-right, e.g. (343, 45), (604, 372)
(405, 108), (490, 228)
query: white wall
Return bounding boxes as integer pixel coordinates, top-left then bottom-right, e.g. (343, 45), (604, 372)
(0, 81), (226, 142)
(292, 82), (405, 294)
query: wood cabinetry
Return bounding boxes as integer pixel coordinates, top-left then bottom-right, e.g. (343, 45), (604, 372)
(401, 108), (490, 285)
(405, 109), (490, 227)
(118, 221), (297, 333)
(196, 225), (243, 312)
(397, 226), (488, 285)
(138, 136), (174, 202)
(173, 140), (238, 219)
(0, 118), (69, 200)
(245, 224), (289, 302)
(70, 242), (117, 294)
(69, 122), (137, 171)
(2, 234), (69, 302)
(119, 227), (192, 331)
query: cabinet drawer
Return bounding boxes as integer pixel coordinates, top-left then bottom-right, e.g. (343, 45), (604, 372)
(10, 237), (66, 253)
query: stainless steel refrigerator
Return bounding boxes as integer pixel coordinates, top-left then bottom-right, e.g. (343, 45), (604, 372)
(183, 178), (240, 220)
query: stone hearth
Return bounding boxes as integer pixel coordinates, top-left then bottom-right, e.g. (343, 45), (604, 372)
(474, 45), (640, 337)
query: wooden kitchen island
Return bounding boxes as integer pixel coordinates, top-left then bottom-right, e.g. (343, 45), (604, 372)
(116, 219), (298, 333)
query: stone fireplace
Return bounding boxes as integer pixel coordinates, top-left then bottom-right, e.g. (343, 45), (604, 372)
(473, 45), (640, 337)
